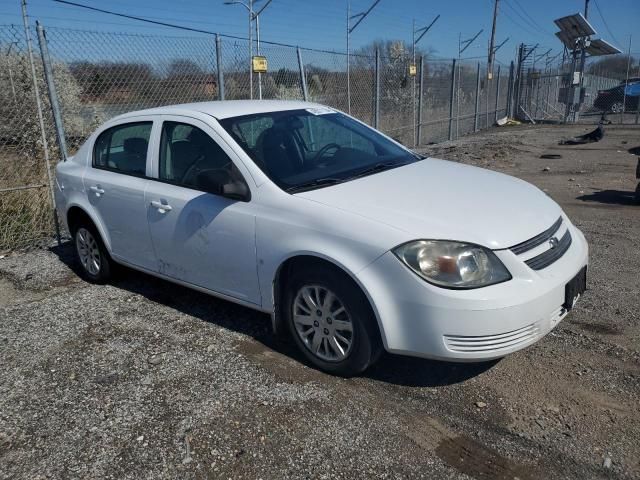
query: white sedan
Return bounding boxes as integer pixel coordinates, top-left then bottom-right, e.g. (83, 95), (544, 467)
(55, 100), (588, 376)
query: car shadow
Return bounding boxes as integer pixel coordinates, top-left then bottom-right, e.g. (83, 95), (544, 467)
(365, 354), (499, 387)
(577, 189), (638, 206)
(51, 241), (493, 387)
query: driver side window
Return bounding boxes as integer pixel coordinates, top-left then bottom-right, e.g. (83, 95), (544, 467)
(159, 121), (245, 195)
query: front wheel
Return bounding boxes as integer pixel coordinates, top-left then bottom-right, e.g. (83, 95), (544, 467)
(284, 265), (381, 376)
(74, 224), (112, 283)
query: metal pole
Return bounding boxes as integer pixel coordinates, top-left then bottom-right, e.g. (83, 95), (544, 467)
(346, 1), (351, 114)
(21, 0), (61, 246)
(494, 65), (501, 123)
(474, 62), (481, 132)
(488, 0), (499, 78)
(374, 47), (380, 129)
(36, 22), (67, 162)
(248, 0), (253, 100)
(448, 58), (456, 140)
(621, 35), (632, 124)
(417, 55), (424, 145)
(506, 61), (513, 117)
(486, 69), (490, 128)
(216, 34), (225, 100)
(412, 19), (416, 146)
(256, 14), (262, 100)
(4, 43), (18, 102)
(297, 47), (308, 101)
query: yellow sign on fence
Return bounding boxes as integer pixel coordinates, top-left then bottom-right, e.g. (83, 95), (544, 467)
(252, 56), (268, 73)
(409, 64), (417, 76)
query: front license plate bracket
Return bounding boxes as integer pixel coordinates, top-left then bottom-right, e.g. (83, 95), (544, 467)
(564, 266), (587, 311)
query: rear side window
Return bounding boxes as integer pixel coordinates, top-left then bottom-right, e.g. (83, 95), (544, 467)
(93, 122), (152, 176)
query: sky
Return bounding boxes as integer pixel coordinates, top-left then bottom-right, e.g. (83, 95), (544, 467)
(2, 0), (639, 65)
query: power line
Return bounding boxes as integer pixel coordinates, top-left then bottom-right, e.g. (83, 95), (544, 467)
(509, 0), (546, 33)
(592, 0), (621, 47)
(51, 0), (219, 35)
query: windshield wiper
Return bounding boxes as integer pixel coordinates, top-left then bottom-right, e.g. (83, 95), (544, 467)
(286, 177), (343, 193)
(345, 161), (408, 181)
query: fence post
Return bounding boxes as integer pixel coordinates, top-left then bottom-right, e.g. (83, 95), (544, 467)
(215, 34), (225, 100)
(36, 22), (67, 162)
(448, 58), (456, 141)
(21, 5), (61, 246)
(506, 61), (515, 117)
(416, 55), (424, 146)
(297, 47), (309, 101)
(474, 62), (481, 132)
(494, 65), (501, 123)
(374, 47), (380, 129)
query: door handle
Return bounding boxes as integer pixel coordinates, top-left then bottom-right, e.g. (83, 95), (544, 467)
(89, 185), (105, 196)
(150, 200), (172, 213)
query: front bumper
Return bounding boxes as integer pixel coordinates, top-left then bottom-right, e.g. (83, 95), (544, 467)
(357, 222), (589, 361)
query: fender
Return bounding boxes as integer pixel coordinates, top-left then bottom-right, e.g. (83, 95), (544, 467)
(267, 249), (389, 348)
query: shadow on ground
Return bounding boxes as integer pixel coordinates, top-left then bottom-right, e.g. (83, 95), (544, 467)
(51, 241), (494, 388)
(577, 189), (639, 206)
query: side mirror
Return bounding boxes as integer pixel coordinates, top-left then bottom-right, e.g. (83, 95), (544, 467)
(197, 169), (251, 201)
(222, 180), (251, 202)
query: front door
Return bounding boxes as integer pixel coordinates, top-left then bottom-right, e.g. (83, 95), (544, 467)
(145, 116), (261, 305)
(84, 119), (156, 270)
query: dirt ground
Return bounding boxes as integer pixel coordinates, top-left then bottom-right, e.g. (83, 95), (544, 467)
(1, 123), (639, 480)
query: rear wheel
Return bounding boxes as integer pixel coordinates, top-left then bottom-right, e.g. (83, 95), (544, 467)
(610, 101), (624, 114)
(73, 224), (112, 283)
(284, 264), (381, 376)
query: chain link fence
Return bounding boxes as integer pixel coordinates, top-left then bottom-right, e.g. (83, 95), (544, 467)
(514, 51), (640, 124)
(0, 24), (57, 252)
(1, 23), (637, 251)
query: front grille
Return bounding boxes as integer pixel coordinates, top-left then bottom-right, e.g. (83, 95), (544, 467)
(444, 324), (539, 353)
(525, 229), (572, 270)
(509, 216), (562, 255)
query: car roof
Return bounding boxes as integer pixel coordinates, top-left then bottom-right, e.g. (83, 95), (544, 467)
(110, 100), (325, 122)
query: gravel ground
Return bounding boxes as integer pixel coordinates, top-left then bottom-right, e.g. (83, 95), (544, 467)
(1, 123), (639, 479)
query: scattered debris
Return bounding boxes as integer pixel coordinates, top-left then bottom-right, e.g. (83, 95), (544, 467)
(475, 401), (487, 409)
(540, 154), (562, 159)
(603, 457), (612, 469)
(560, 117), (605, 145)
(542, 167), (551, 172)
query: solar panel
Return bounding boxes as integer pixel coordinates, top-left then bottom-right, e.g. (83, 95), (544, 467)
(586, 38), (622, 56)
(555, 31), (575, 50)
(554, 13), (596, 39)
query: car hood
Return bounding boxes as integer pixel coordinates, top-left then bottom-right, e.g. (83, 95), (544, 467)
(297, 158), (563, 249)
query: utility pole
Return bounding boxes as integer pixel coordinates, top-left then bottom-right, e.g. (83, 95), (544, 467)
(347, 0), (382, 114)
(488, 0), (499, 79)
(411, 15), (440, 145)
(225, 0), (273, 100)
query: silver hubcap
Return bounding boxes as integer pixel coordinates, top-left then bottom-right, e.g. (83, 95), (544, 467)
(293, 285), (353, 362)
(611, 102), (623, 113)
(76, 227), (101, 276)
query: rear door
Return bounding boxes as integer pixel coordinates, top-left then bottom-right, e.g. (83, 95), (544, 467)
(144, 115), (261, 305)
(83, 118), (157, 270)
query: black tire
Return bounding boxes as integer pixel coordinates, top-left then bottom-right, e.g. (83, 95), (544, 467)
(284, 263), (381, 376)
(72, 221), (112, 284)
(635, 183), (640, 205)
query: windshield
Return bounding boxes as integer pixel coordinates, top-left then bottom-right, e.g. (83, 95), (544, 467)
(219, 108), (421, 192)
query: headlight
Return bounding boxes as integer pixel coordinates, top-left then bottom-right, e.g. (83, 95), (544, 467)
(393, 240), (511, 289)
